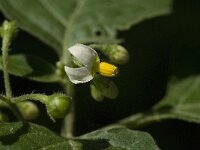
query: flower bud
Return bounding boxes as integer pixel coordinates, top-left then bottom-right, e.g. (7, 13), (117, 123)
(0, 113), (9, 122)
(0, 20), (17, 41)
(17, 101), (39, 120)
(111, 45), (129, 64)
(91, 44), (129, 65)
(104, 45), (129, 65)
(92, 75), (119, 99)
(90, 84), (104, 102)
(46, 94), (71, 119)
(56, 61), (65, 77)
(56, 61), (64, 69)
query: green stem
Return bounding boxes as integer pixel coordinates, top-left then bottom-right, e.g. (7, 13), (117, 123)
(12, 93), (48, 104)
(1, 21), (24, 121)
(106, 110), (171, 129)
(1, 31), (12, 98)
(61, 81), (75, 138)
(62, 104), (74, 138)
(60, 44), (75, 138)
(0, 95), (24, 121)
(0, 95), (9, 104)
(10, 103), (25, 121)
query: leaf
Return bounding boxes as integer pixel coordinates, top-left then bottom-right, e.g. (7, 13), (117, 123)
(0, 122), (81, 150)
(0, 0), (172, 54)
(0, 54), (59, 82)
(0, 123), (159, 150)
(78, 127), (159, 150)
(154, 75), (200, 123)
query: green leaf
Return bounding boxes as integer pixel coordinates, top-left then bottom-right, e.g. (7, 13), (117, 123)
(78, 127), (159, 150)
(0, 123), (159, 150)
(0, 122), (81, 150)
(0, 0), (172, 54)
(154, 75), (200, 123)
(0, 54), (59, 82)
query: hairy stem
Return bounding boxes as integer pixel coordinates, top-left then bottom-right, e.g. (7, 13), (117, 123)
(0, 95), (24, 121)
(61, 79), (75, 138)
(0, 21), (24, 121)
(12, 93), (48, 104)
(60, 44), (75, 138)
(1, 31), (12, 98)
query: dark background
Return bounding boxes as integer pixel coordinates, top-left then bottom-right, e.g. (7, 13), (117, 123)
(1, 0), (200, 149)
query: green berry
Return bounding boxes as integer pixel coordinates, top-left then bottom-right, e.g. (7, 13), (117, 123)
(47, 94), (71, 119)
(17, 101), (39, 120)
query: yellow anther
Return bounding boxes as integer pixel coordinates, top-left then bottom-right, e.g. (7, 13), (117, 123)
(99, 62), (118, 77)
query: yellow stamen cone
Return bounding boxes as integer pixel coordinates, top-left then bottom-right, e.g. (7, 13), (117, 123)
(99, 62), (118, 77)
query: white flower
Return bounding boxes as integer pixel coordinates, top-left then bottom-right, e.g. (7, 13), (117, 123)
(64, 44), (118, 84)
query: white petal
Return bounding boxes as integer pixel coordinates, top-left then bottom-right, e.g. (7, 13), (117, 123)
(68, 44), (98, 69)
(64, 66), (93, 84)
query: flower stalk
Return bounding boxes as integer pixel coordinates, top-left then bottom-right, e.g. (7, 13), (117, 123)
(0, 21), (16, 98)
(0, 21), (24, 122)
(60, 44), (75, 138)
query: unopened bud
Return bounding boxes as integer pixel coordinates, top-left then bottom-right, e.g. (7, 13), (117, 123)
(46, 94), (71, 119)
(0, 20), (17, 41)
(56, 61), (65, 77)
(110, 45), (129, 64)
(56, 61), (64, 69)
(91, 44), (129, 65)
(90, 84), (104, 102)
(17, 101), (39, 120)
(92, 75), (119, 99)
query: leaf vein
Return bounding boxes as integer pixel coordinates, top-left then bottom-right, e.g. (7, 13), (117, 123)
(38, 0), (68, 26)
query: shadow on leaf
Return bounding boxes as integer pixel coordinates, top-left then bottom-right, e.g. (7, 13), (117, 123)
(0, 123), (29, 145)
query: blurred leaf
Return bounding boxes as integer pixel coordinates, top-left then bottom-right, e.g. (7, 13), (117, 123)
(0, 122), (159, 150)
(154, 75), (200, 123)
(77, 127), (159, 150)
(0, 54), (59, 82)
(0, 0), (172, 55)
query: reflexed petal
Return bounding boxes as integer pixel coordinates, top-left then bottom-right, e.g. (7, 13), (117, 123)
(64, 66), (93, 84)
(68, 44), (98, 69)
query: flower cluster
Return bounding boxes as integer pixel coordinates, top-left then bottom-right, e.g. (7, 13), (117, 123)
(64, 43), (129, 101)
(64, 44), (118, 84)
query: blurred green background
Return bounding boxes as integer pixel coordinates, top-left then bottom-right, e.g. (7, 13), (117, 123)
(0, 0), (200, 149)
